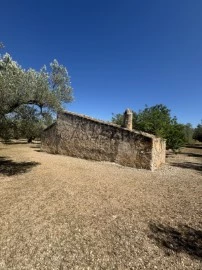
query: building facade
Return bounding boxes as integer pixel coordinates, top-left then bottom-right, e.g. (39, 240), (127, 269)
(41, 111), (166, 170)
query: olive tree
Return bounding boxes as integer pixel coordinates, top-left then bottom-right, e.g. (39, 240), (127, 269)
(0, 54), (73, 117)
(0, 52), (73, 141)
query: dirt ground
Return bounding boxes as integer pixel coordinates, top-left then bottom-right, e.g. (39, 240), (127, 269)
(0, 141), (201, 270)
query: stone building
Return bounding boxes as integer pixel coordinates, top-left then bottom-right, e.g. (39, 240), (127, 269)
(41, 110), (166, 170)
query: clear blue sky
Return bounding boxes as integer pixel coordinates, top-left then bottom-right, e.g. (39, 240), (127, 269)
(1, 0), (202, 126)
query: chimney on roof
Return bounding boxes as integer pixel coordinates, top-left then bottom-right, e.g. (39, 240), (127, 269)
(123, 109), (133, 130)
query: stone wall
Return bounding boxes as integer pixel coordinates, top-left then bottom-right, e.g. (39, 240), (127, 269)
(151, 137), (166, 171)
(41, 111), (166, 170)
(40, 123), (58, 154)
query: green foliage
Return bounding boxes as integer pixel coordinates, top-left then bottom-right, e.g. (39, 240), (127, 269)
(0, 52), (72, 142)
(136, 105), (185, 150)
(193, 122), (202, 142)
(112, 113), (124, 126)
(0, 105), (54, 142)
(13, 105), (48, 142)
(0, 53), (73, 117)
(166, 120), (186, 150)
(183, 123), (194, 144)
(0, 117), (14, 142)
(136, 104), (171, 137)
(112, 111), (137, 127)
(112, 104), (186, 151)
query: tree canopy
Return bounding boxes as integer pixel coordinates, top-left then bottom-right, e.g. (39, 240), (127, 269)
(0, 53), (73, 117)
(183, 123), (194, 144)
(193, 122), (202, 142)
(112, 104), (186, 151)
(0, 51), (73, 141)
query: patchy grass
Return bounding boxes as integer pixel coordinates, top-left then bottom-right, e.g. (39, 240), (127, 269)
(0, 142), (201, 269)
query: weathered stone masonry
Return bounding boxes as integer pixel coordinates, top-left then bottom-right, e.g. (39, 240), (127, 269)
(41, 111), (166, 170)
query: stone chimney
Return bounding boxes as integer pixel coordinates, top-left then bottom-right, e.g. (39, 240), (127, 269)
(123, 109), (133, 130)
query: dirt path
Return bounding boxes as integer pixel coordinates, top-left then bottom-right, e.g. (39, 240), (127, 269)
(0, 142), (202, 269)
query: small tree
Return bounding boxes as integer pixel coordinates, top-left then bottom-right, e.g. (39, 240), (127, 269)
(166, 119), (186, 150)
(136, 104), (171, 137)
(112, 104), (186, 151)
(193, 122), (202, 142)
(183, 123), (194, 144)
(136, 105), (185, 150)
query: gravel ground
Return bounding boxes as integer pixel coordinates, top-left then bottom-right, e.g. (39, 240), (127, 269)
(0, 142), (201, 269)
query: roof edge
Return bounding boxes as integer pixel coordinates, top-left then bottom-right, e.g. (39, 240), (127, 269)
(59, 110), (157, 139)
(43, 121), (57, 132)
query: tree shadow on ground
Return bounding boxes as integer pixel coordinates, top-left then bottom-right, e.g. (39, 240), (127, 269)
(185, 144), (202, 149)
(1, 140), (41, 145)
(30, 144), (41, 149)
(187, 153), (202, 158)
(0, 157), (40, 176)
(170, 162), (202, 173)
(177, 152), (202, 158)
(148, 222), (202, 260)
(2, 141), (28, 145)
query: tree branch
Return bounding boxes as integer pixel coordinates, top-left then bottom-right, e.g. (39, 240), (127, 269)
(3, 100), (45, 116)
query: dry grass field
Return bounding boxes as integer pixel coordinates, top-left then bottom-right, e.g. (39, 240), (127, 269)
(0, 141), (201, 269)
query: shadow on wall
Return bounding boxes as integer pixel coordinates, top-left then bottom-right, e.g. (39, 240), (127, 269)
(148, 222), (202, 260)
(0, 157), (40, 176)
